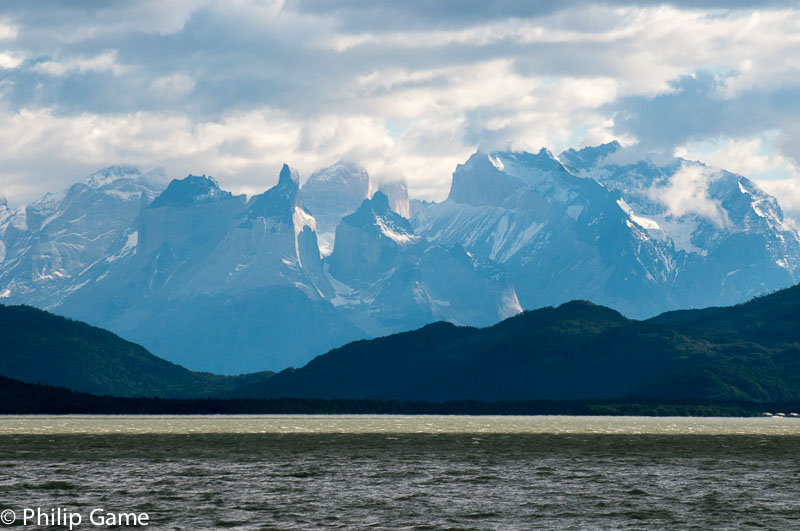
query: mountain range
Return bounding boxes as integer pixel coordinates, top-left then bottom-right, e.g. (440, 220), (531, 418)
(1, 143), (798, 373)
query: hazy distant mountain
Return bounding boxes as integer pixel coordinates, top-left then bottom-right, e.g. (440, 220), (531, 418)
(18, 165), (522, 374)
(245, 282), (800, 403)
(3, 144), (799, 374)
(300, 160), (370, 255)
(378, 179), (411, 218)
(57, 166), (365, 374)
(413, 146), (800, 318)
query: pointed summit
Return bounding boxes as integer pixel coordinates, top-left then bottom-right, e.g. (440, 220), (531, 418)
(328, 191), (419, 287)
(344, 191), (415, 239)
(278, 163), (300, 187)
(246, 164), (301, 223)
(369, 190), (390, 211)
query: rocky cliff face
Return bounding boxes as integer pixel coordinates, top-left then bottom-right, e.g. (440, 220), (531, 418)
(42, 166), (517, 374)
(55, 166), (362, 374)
(328, 191), (418, 287)
(414, 149), (677, 317)
(327, 191), (521, 337)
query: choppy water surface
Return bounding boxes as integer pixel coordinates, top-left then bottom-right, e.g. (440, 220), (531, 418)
(1, 416), (799, 529)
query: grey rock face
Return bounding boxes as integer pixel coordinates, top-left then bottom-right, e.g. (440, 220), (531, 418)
(57, 166), (364, 374)
(0, 166), (165, 307)
(327, 191), (521, 338)
(409, 198), (434, 218)
(328, 191), (417, 287)
(300, 160), (371, 257)
(414, 149), (683, 318)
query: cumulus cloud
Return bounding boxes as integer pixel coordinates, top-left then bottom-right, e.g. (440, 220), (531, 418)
(647, 164), (730, 227)
(0, 104), (400, 203)
(32, 51), (129, 77)
(0, 21), (16, 40)
(676, 135), (800, 181)
(0, 0), (799, 214)
(610, 70), (800, 166)
(0, 51), (22, 69)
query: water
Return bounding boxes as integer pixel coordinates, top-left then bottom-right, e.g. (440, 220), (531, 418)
(1, 416), (799, 529)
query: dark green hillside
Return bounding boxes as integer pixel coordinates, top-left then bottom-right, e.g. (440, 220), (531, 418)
(0, 304), (272, 397)
(648, 284), (800, 345)
(243, 286), (800, 403)
(0, 374), (790, 416)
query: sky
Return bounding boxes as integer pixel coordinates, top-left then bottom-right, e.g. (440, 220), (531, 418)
(1, 0), (800, 216)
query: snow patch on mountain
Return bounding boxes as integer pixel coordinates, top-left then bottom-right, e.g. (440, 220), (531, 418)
(104, 231), (138, 264)
(616, 199), (661, 231)
(375, 217), (418, 245)
(559, 141), (800, 307)
(86, 165), (146, 188)
(0, 166), (166, 308)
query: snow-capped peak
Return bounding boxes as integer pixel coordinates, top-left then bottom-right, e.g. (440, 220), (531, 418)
(304, 160), (367, 185)
(85, 165), (144, 189)
(489, 148), (571, 185)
